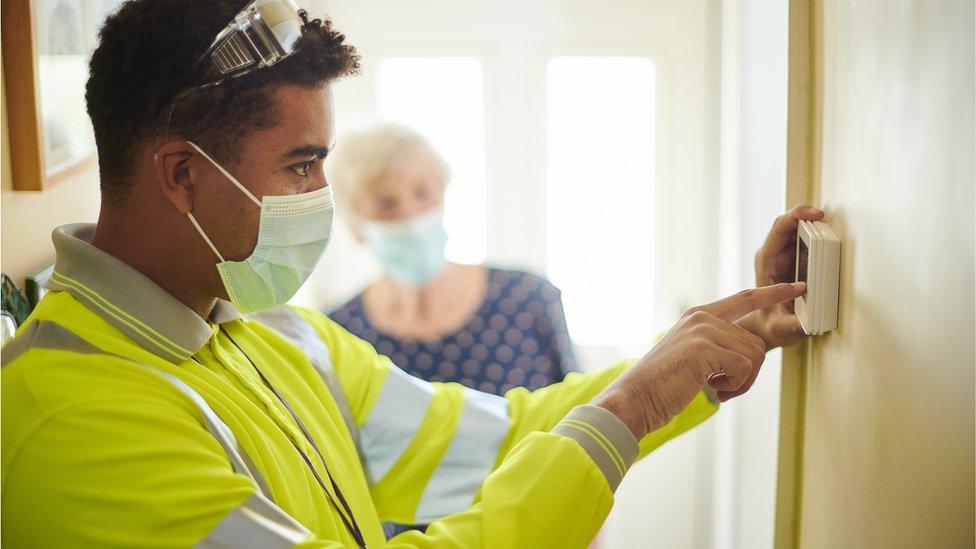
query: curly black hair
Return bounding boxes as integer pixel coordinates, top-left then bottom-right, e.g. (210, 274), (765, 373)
(86, 0), (360, 202)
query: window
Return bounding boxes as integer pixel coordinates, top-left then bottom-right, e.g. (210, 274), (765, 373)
(545, 56), (656, 346)
(376, 57), (487, 264)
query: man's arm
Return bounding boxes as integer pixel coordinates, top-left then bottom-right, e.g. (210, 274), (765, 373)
(3, 283), (803, 548)
(292, 307), (719, 526)
(0, 352), (658, 549)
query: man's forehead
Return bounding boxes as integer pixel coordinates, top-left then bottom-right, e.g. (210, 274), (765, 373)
(257, 84), (335, 152)
(274, 83), (333, 113)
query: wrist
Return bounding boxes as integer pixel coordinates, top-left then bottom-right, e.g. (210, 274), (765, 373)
(592, 386), (649, 440)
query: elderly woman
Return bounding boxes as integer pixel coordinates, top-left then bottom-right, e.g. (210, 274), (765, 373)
(327, 123), (578, 396)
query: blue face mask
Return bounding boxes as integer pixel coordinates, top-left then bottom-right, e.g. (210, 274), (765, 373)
(186, 142), (335, 313)
(362, 207), (448, 287)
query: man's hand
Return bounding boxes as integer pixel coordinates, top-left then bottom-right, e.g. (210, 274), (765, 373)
(593, 282), (807, 439)
(736, 205), (825, 353)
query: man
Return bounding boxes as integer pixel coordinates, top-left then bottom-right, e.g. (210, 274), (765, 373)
(0, 1), (823, 547)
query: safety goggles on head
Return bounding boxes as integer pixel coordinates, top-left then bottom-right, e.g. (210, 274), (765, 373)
(165, 0), (308, 125)
(204, 0), (304, 82)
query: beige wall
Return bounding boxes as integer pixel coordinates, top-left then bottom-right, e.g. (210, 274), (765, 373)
(0, 45), (102, 283)
(781, 1), (975, 547)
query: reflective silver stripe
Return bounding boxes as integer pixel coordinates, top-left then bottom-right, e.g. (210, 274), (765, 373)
(196, 492), (310, 549)
(151, 369), (273, 498)
(0, 320), (274, 498)
(1, 320), (104, 367)
(414, 388), (510, 522)
(359, 365), (434, 484)
(251, 307), (360, 447)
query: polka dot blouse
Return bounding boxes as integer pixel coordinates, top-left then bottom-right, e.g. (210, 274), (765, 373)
(329, 268), (579, 395)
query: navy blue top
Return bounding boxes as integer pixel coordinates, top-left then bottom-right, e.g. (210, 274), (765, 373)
(329, 268), (578, 395)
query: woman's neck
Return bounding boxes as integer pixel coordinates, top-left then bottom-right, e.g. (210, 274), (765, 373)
(364, 263), (488, 341)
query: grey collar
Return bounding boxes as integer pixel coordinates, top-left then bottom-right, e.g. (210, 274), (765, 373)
(46, 223), (242, 364)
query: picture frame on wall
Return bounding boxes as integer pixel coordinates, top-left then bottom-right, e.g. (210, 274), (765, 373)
(1, 0), (123, 191)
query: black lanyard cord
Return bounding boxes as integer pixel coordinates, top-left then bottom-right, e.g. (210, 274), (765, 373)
(197, 332), (368, 548)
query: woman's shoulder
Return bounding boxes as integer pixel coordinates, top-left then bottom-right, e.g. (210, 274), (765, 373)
(485, 266), (561, 300)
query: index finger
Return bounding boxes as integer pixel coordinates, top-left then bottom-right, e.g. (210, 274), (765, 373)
(761, 205), (825, 256)
(701, 282), (807, 323)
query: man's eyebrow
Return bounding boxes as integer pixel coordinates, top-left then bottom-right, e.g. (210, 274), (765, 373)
(282, 145), (332, 160)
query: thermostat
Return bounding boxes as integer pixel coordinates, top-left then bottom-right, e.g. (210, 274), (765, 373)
(794, 219), (840, 335)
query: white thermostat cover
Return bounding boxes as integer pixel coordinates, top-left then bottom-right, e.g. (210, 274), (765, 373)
(795, 219), (840, 335)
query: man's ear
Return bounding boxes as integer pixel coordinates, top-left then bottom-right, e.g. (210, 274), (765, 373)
(153, 140), (197, 215)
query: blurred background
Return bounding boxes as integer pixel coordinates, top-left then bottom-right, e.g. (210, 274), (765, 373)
(1, 1), (791, 547)
(296, 1), (790, 547)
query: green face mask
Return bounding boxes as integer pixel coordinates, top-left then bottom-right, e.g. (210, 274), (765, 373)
(361, 206), (448, 287)
(186, 142), (335, 313)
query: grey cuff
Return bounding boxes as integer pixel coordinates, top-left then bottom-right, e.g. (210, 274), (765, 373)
(552, 405), (640, 491)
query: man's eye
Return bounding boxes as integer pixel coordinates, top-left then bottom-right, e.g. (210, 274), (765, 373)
(293, 160), (315, 177)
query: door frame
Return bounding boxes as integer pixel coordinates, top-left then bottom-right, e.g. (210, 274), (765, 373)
(775, 0), (819, 547)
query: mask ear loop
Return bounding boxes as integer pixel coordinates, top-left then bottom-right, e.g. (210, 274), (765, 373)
(187, 212), (226, 262)
(152, 148), (229, 262)
(186, 141), (263, 207)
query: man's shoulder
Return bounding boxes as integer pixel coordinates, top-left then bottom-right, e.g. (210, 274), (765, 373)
(252, 304), (375, 364)
(3, 322), (191, 413)
(253, 304), (350, 341)
(2, 324), (198, 472)
(2, 292), (203, 432)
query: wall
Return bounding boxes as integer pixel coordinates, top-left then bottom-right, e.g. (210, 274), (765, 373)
(0, 46), (102, 283)
(781, 1), (975, 547)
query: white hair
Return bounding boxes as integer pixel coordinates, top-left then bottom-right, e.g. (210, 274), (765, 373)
(326, 122), (450, 218)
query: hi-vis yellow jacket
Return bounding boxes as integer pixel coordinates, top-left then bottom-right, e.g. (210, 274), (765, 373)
(1, 224), (718, 548)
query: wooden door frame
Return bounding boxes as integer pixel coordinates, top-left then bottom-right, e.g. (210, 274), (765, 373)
(774, 0), (821, 547)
